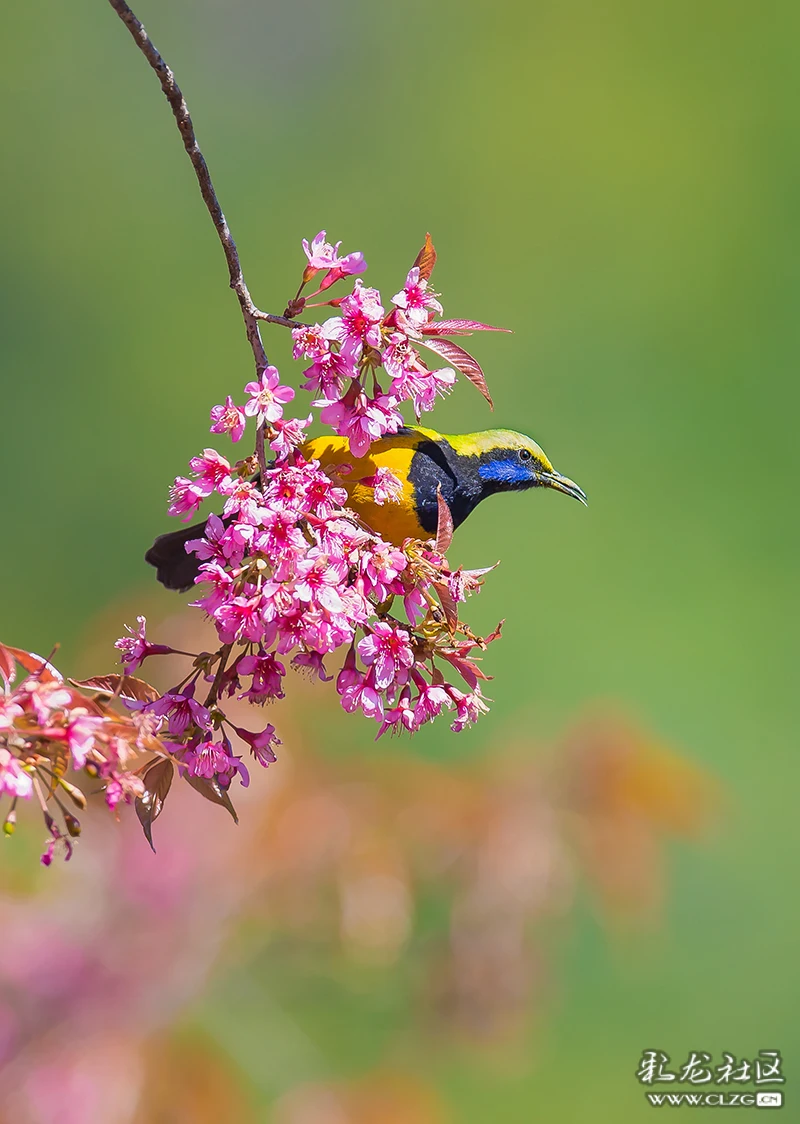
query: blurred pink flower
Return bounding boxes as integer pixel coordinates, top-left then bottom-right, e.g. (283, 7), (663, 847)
(0, 747), (32, 799)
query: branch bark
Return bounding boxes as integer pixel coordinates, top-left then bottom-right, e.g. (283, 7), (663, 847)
(108, 0), (303, 480)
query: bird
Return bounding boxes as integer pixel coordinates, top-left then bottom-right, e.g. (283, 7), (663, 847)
(146, 425), (586, 591)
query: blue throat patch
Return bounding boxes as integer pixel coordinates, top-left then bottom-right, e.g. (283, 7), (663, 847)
(478, 457), (531, 485)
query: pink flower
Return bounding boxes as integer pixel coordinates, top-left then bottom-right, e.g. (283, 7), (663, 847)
(381, 331), (419, 380)
(321, 281), (385, 353)
(66, 712), (105, 769)
(302, 231), (367, 288)
(114, 616), (172, 673)
(387, 352), (456, 417)
(294, 552), (348, 613)
(292, 322), (331, 361)
(18, 681), (72, 725)
(243, 366), (295, 424)
(187, 513), (252, 568)
(238, 650), (286, 703)
(359, 542), (407, 602)
(262, 465), (312, 514)
(191, 561), (235, 612)
(185, 739), (248, 785)
(336, 645), (360, 693)
(40, 817), (73, 866)
(370, 466), (404, 506)
(391, 266), (443, 328)
(232, 723), (280, 767)
(148, 683), (211, 737)
(104, 770), (144, 810)
(448, 687), (490, 732)
(377, 687), (417, 737)
(168, 476), (206, 520)
(302, 231), (345, 271)
(413, 683), (451, 726)
(318, 252), (367, 291)
(221, 479), (264, 524)
(291, 650), (332, 681)
(254, 509), (307, 565)
(215, 595), (267, 644)
(0, 698), (24, 731)
(210, 395), (247, 443)
(0, 748), (32, 799)
(317, 516), (371, 558)
(339, 672), (385, 722)
(189, 448), (234, 496)
(357, 622), (415, 691)
(301, 468), (349, 517)
(447, 564), (495, 603)
(270, 414), (312, 462)
(301, 349), (356, 399)
(319, 390), (402, 457)
(403, 586), (428, 627)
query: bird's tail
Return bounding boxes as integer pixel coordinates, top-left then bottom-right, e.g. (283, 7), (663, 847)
(145, 520), (206, 592)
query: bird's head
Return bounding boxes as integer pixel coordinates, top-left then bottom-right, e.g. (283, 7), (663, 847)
(448, 429), (587, 504)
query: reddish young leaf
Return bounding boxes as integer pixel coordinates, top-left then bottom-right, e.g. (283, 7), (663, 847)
(184, 773), (239, 824)
(420, 338), (494, 409)
(4, 645), (62, 684)
(483, 619), (505, 646)
(0, 643), (15, 688)
(135, 756), (174, 852)
(441, 652), (492, 690)
(413, 232), (437, 281)
(71, 674), (160, 704)
(435, 486), (454, 554)
(420, 319), (511, 336)
(432, 581), (459, 635)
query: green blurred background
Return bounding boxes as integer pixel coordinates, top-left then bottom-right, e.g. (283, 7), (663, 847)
(2, 0), (798, 1119)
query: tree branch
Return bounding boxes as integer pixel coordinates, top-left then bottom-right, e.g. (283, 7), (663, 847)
(108, 0), (301, 478)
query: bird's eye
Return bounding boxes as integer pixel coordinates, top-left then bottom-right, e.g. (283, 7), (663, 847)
(518, 449), (532, 462)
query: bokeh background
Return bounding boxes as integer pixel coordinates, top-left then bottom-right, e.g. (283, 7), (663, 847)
(1, 1), (798, 1120)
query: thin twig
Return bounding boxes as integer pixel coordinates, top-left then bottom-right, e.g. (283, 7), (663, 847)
(108, 0), (272, 370)
(205, 642), (234, 708)
(252, 312), (307, 329)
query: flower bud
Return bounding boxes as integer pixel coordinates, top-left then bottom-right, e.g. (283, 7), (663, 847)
(64, 813), (82, 838)
(59, 778), (87, 809)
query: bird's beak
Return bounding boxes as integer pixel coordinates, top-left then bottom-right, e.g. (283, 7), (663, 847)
(539, 471), (588, 505)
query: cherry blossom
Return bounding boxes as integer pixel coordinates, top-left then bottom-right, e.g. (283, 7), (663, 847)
(391, 266), (443, 328)
(114, 616), (173, 673)
(357, 622), (415, 692)
(0, 748), (32, 799)
(209, 395), (247, 442)
(243, 366), (295, 424)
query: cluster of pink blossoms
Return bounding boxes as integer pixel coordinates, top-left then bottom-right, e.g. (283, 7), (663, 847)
(0, 642), (166, 862)
(1, 235), (508, 859)
(288, 232), (500, 454)
(118, 236), (506, 823)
